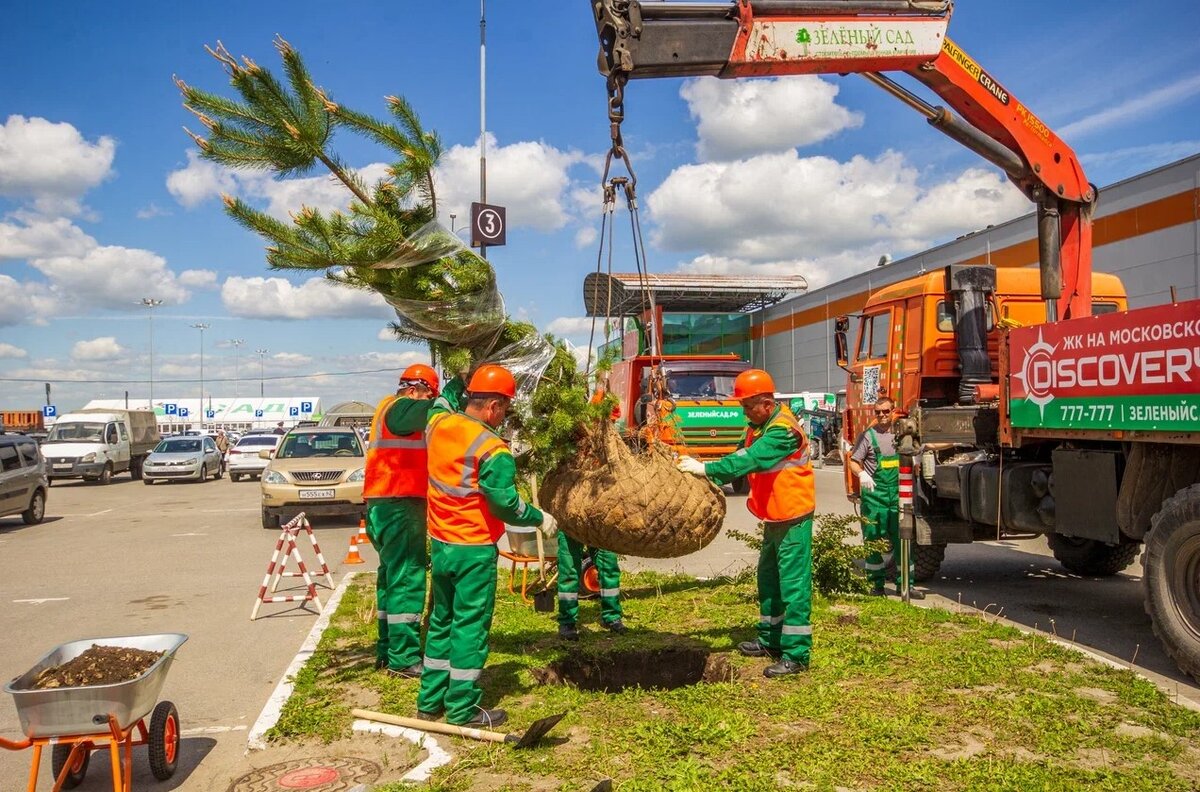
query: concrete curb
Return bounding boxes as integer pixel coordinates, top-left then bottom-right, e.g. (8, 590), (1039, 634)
(247, 571), (360, 751)
(353, 719), (453, 782)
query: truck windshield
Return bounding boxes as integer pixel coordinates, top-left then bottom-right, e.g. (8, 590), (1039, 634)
(662, 367), (738, 399)
(46, 422), (106, 442)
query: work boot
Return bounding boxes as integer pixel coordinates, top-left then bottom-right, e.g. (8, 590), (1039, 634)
(602, 619), (628, 635)
(870, 586), (886, 597)
(374, 658), (387, 670)
(463, 708), (507, 728)
(737, 640), (779, 659)
(763, 658), (808, 678)
(416, 709), (443, 721)
(558, 624), (580, 642)
(383, 662), (422, 679)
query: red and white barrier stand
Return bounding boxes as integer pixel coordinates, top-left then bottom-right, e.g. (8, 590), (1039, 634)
(251, 512), (333, 620)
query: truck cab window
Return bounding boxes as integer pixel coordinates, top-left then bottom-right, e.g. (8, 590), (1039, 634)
(856, 312), (891, 361)
(1092, 301), (1120, 316)
(936, 300), (996, 333)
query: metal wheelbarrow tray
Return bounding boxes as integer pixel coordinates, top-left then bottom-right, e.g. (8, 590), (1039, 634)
(4, 633), (188, 739)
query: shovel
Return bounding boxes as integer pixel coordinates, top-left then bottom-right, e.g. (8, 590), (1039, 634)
(352, 707), (566, 749)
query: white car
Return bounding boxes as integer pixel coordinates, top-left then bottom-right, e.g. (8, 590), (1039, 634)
(227, 434), (281, 482)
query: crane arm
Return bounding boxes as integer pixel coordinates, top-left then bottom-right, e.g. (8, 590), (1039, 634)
(593, 0), (1095, 320)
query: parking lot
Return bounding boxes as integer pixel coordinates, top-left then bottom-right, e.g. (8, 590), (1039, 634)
(2, 466), (1197, 788)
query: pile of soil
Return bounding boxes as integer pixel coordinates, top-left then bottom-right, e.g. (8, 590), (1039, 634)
(28, 645), (164, 690)
(541, 426), (726, 558)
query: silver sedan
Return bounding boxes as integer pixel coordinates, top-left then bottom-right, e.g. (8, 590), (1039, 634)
(143, 436), (225, 484)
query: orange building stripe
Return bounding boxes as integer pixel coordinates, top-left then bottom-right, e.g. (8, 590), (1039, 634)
(752, 187), (1199, 341)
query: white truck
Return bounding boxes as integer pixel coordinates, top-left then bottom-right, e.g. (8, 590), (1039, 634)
(42, 409), (160, 484)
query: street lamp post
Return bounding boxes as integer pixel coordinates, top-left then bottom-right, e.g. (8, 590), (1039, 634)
(229, 339), (245, 397)
(140, 298), (163, 408)
(256, 348), (268, 398)
(191, 323), (209, 427)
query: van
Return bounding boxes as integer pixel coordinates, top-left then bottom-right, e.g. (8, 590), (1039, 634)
(0, 432), (48, 524)
(41, 409), (160, 483)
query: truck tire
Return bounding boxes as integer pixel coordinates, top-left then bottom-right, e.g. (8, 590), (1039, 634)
(1048, 534), (1140, 577)
(1143, 484), (1200, 681)
(130, 457), (143, 480)
(230, 472), (241, 482)
(97, 463), (113, 485)
(913, 543), (946, 582)
(731, 476), (750, 495)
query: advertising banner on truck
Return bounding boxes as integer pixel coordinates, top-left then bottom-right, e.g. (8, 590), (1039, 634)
(1009, 302), (1200, 432)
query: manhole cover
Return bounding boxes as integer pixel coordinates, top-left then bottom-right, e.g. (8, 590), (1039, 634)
(228, 757), (381, 791)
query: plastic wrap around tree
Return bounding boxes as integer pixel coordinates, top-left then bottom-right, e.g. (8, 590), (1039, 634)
(541, 425), (727, 558)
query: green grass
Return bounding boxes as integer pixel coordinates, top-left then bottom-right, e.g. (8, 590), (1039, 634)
(270, 572), (1200, 791)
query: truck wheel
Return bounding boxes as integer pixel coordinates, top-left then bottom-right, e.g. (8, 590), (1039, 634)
(913, 543), (946, 582)
(1143, 484), (1200, 681)
(21, 489), (46, 525)
(262, 508), (278, 530)
(97, 463), (112, 485)
(731, 476), (750, 495)
(230, 472), (241, 482)
(129, 458), (143, 480)
(51, 743), (90, 788)
(1049, 534), (1140, 577)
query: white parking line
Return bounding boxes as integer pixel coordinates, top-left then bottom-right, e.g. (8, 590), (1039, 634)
(171, 533), (209, 537)
(55, 509), (114, 517)
(182, 725), (248, 736)
(13, 598), (69, 605)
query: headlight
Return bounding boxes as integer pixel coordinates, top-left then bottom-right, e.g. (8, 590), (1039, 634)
(262, 470), (287, 484)
(81, 453), (97, 463)
(347, 468), (366, 483)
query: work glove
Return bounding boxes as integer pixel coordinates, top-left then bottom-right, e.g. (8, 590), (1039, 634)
(858, 470), (876, 493)
(676, 456), (707, 478)
(538, 512), (558, 540)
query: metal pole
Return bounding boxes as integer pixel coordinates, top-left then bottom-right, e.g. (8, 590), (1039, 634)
(191, 323), (209, 427)
(230, 339), (245, 398)
(141, 298), (163, 407)
(256, 348), (268, 398)
(479, 0), (487, 259)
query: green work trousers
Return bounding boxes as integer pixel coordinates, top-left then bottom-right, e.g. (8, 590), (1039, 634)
(366, 497), (428, 670)
(417, 540), (499, 724)
(757, 517), (814, 665)
(556, 532), (623, 627)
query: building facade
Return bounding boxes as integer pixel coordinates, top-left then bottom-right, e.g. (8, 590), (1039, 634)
(81, 397), (322, 434)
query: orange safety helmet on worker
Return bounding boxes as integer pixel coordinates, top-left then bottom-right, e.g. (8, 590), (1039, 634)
(466, 364), (516, 399)
(364, 368), (438, 500)
(733, 368), (777, 401)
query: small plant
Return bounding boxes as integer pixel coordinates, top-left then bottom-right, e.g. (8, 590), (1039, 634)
(728, 512), (888, 596)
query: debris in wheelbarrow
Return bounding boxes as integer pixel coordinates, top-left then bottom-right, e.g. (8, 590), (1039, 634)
(22, 645), (165, 690)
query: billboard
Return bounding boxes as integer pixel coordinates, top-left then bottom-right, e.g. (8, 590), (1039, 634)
(1008, 302), (1200, 432)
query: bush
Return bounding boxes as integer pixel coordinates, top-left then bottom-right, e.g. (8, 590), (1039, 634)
(728, 513), (888, 596)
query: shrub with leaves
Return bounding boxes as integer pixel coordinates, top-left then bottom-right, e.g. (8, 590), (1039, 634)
(728, 513), (889, 596)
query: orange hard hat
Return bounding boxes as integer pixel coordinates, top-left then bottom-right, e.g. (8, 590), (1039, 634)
(733, 369), (776, 401)
(400, 363), (440, 394)
(467, 364), (517, 399)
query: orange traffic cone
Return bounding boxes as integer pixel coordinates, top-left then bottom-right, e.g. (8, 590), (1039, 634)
(343, 532), (364, 565)
(356, 518), (369, 546)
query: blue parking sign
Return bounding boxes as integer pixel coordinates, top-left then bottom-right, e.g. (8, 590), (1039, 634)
(254, 409), (264, 418)
(206, 410), (215, 419)
(179, 407), (189, 418)
(42, 405), (56, 418)
(289, 406), (299, 416)
(301, 401), (313, 413)
(165, 403), (178, 415)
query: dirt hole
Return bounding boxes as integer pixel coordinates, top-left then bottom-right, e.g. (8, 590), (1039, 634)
(534, 647), (735, 692)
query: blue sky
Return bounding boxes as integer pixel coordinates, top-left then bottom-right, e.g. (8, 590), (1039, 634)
(2, 0), (1198, 410)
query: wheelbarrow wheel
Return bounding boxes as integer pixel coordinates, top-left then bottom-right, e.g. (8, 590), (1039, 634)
(148, 700), (180, 780)
(581, 557), (600, 600)
(51, 743), (89, 788)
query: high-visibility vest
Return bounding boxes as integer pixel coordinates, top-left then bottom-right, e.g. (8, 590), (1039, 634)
(745, 405), (815, 523)
(425, 411), (510, 545)
(363, 395), (427, 499)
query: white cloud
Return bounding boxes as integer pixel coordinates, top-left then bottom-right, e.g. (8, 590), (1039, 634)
(0, 115), (116, 216)
(378, 326), (397, 342)
(221, 275), (393, 320)
(271, 352), (313, 366)
(574, 227), (597, 248)
(1061, 73), (1200, 139)
(0, 342), (27, 358)
(0, 274), (61, 326)
(71, 336), (125, 361)
(178, 269), (218, 289)
(31, 245), (190, 308)
(681, 77), (863, 161)
(135, 203), (171, 220)
(546, 316), (595, 337)
(166, 150), (239, 208)
(0, 215), (96, 260)
(647, 150), (1027, 284)
(435, 134), (586, 231)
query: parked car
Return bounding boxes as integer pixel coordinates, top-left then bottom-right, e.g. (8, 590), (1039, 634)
(227, 434), (281, 482)
(260, 427), (366, 529)
(0, 432), (48, 524)
(142, 436), (224, 484)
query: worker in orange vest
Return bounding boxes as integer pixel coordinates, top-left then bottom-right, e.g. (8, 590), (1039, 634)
(364, 363), (464, 678)
(417, 364), (557, 727)
(677, 369), (815, 677)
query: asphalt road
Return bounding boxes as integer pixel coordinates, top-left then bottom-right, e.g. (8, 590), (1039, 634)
(1, 464), (1196, 787)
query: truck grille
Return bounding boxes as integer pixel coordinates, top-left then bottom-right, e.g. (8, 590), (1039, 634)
(292, 470), (342, 482)
(679, 427), (744, 446)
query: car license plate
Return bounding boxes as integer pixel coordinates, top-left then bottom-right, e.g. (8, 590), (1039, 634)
(53, 463), (72, 470)
(299, 488), (335, 499)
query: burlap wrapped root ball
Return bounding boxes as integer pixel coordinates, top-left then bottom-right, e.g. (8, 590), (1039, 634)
(541, 427), (726, 558)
